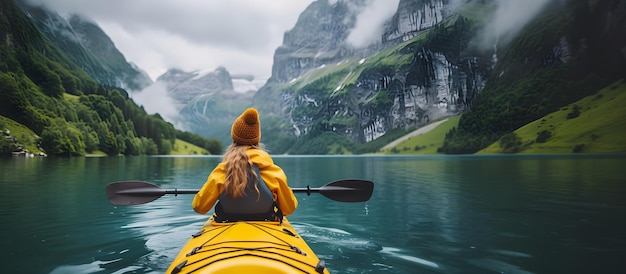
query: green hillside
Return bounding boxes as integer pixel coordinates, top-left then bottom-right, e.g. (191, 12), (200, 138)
(2, 114), (214, 156)
(0, 0), (220, 157)
(382, 79), (625, 155)
(0, 115), (45, 155)
(480, 80), (626, 154)
(440, 0), (626, 154)
(382, 116), (461, 154)
(260, 0), (626, 155)
(170, 139), (209, 155)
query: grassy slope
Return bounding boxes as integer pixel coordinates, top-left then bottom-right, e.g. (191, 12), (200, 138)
(479, 79), (626, 154)
(79, 139), (209, 156)
(382, 116), (461, 154)
(170, 139), (210, 155)
(0, 115), (45, 155)
(382, 77), (626, 155)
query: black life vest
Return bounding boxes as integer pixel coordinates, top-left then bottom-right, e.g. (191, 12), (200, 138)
(214, 165), (282, 222)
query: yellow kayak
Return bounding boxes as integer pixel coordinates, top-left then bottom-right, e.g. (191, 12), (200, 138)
(166, 218), (330, 274)
(106, 179), (374, 273)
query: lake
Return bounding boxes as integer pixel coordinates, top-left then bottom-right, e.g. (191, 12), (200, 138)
(1, 154), (625, 273)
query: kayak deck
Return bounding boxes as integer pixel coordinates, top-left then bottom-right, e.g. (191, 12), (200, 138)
(167, 218), (329, 274)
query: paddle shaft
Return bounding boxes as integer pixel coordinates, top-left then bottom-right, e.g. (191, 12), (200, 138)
(117, 186), (346, 196)
(107, 179), (373, 205)
(118, 187), (345, 196)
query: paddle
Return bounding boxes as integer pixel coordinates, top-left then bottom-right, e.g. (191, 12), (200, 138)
(106, 179), (374, 206)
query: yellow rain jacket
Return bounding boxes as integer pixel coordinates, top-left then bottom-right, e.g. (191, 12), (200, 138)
(193, 147), (298, 216)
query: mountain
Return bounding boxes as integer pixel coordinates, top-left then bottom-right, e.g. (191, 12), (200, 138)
(67, 14), (153, 90)
(153, 67), (255, 146)
(158, 67), (234, 107)
(253, 0), (625, 154)
(0, 0), (219, 157)
(255, 0), (489, 154)
(15, 0), (153, 90)
(440, 0), (626, 153)
(268, 0), (366, 84)
(14, 0), (257, 149)
(5, 0), (622, 155)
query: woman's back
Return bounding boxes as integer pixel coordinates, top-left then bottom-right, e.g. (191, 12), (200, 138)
(216, 166), (275, 221)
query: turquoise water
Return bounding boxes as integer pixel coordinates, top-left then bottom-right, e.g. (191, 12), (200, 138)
(1, 154), (625, 273)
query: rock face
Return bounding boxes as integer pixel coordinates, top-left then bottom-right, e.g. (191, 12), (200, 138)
(256, 0), (490, 152)
(269, 0), (366, 84)
(383, 0), (450, 43)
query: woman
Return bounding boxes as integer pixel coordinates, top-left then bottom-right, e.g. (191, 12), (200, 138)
(192, 108), (298, 222)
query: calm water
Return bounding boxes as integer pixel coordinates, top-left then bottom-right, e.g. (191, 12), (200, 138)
(1, 154), (625, 273)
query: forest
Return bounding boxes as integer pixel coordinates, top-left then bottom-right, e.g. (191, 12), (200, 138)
(0, 0), (221, 156)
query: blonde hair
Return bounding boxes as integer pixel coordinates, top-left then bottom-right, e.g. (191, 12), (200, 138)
(222, 143), (265, 198)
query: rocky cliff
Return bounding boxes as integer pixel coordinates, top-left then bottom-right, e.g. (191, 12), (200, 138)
(256, 0), (491, 153)
(269, 0), (366, 84)
(382, 0), (457, 43)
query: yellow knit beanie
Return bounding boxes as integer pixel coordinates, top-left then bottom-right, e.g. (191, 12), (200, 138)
(231, 108), (261, 145)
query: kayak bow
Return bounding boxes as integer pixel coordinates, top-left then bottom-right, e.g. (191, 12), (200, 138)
(166, 218), (329, 274)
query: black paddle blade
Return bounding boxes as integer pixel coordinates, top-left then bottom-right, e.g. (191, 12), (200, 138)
(106, 181), (166, 206)
(318, 179), (374, 202)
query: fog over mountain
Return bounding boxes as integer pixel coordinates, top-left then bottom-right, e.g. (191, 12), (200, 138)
(11, 0), (624, 155)
(346, 0), (400, 48)
(476, 0), (552, 50)
(130, 0), (563, 151)
(23, 0), (314, 82)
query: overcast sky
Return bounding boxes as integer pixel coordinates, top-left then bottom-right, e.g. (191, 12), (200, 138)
(30, 0), (316, 82)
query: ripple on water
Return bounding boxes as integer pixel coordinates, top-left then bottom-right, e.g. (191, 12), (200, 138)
(467, 257), (534, 274)
(380, 247), (440, 269)
(292, 222), (442, 273)
(49, 260), (122, 274)
(292, 222), (382, 252)
(52, 210), (208, 274)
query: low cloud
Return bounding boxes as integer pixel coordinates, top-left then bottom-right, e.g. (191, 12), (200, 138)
(346, 0), (400, 48)
(477, 0), (553, 49)
(130, 82), (183, 129)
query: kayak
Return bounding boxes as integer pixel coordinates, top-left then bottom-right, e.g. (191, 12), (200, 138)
(106, 179), (373, 273)
(166, 218), (330, 274)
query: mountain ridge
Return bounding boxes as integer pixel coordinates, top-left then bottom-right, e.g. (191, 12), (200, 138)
(0, 0), (221, 157)
(15, 0), (153, 91)
(3, 0), (624, 156)
(254, 0), (489, 154)
(252, 0), (625, 154)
